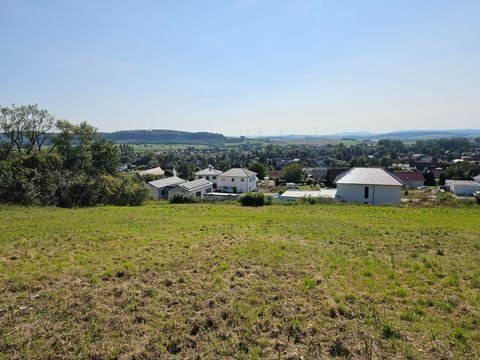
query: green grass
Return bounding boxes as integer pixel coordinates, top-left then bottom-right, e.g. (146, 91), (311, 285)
(1, 203), (479, 358)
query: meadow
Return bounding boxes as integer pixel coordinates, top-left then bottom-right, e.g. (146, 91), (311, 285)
(0, 203), (479, 359)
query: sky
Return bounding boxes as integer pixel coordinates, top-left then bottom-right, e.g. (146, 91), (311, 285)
(1, 0), (479, 136)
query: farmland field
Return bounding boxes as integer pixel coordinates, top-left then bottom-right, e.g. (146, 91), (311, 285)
(1, 203), (479, 359)
(129, 144), (209, 152)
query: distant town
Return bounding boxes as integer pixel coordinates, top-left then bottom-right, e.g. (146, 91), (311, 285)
(123, 134), (480, 205)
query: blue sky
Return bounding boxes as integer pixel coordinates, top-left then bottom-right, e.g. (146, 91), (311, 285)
(1, 0), (479, 135)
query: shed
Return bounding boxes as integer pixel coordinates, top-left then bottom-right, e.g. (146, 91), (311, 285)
(445, 180), (480, 196)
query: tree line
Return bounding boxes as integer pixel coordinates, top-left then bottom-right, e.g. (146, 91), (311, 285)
(0, 105), (149, 207)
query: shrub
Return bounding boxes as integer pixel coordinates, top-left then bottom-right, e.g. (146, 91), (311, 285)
(301, 196), (335, 205)
(111, 178), (150, 206)
(239, 192), (272, 207)
(169, 194), (199, 204)
(382, 322), (401, 339)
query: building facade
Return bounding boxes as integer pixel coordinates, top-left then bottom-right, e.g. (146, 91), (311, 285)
(335, 167), (403, 205)
(217, 168), (257, 193)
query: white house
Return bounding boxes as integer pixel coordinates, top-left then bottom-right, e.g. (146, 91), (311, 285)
(147, 176), (185, 199)
(194, 166), (222, 189)
(167, 178), (213, 199)
(217, 168), (257, 193)
(445, 180), (480, 196)
(334, 167), (403, 205)
(474, 175), (480, 184)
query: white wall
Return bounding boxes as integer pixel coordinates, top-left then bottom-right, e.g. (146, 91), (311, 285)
(450, 183), (480, 196)
(168, 185), (213, 199)
(217, 175), (257, 193)
(336, 184), (401, 205)
(147, 184), (172, 200)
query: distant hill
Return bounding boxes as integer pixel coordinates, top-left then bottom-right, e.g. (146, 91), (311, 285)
(366, 130), (480, 141)
(338, 129), (480, 141)
(271, 129), (480, 142)
(100, 129), (226, 145)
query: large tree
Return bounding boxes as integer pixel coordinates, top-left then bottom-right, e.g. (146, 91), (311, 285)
(0, 105), (148, 207)
(0, 104), (55, 157)
(248, 161), (267, 180)
(283, 162), (304, 183)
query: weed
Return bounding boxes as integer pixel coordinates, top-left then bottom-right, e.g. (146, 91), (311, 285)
(303, 277), (317, 290)
(382, 322), (401, 339)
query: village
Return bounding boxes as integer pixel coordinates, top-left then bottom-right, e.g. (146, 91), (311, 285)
(123, 139), (480, 206)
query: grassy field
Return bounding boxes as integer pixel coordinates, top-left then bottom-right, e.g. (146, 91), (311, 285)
(1, 203), (479, 359)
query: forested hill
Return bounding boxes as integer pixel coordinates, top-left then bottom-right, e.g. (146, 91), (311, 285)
(100, 129), (226, 145)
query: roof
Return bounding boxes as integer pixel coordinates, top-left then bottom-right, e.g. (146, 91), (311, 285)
(194, 167), (222, 176)
(138, 167), (164, 176)
(280, 189), (337, 199)
(393, 172), (425, 182)
(474, 175), (480, 183)
(148, 176), (185, 189)
(178, 178), (213, 191)
(446, 180), (480, 186)
(334, 167), (403, 186)
(220, 168), (257, 177)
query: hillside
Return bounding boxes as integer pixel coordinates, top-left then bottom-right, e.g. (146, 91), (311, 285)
(1, 203), (479, 359)
(270, 129), (480, 142)
(100, 129), (226, 145)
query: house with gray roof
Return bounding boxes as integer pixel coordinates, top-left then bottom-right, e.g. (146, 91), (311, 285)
(217, 168), (257, 193)
(334, 167), (403, 205)
(194, 166), (222, 188)
(167, 178), (214, 199)
(147, 176), (185, 199)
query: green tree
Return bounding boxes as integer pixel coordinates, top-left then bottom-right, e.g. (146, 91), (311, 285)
(423, 170), (436, 186)
(0, 104), (148, 207)
(248, 161), (267, 180)
(0, 104), (55, 157)
(283, 163), (303, 183)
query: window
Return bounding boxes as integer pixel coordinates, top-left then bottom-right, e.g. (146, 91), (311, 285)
(213, 176), (217, 180)
(364, 186), (369, 199)
(206, 176), (209, 180)
(231, 178), (235, 182)
(241, 178), (244, 182)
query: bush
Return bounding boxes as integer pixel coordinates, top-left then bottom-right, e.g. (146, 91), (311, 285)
(169, 194), (199, 204)
(239, 192), (272, 207)
(437, 192), (458, 206)
(112, 178), (150, 206)
(301, 196), (334, 205)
